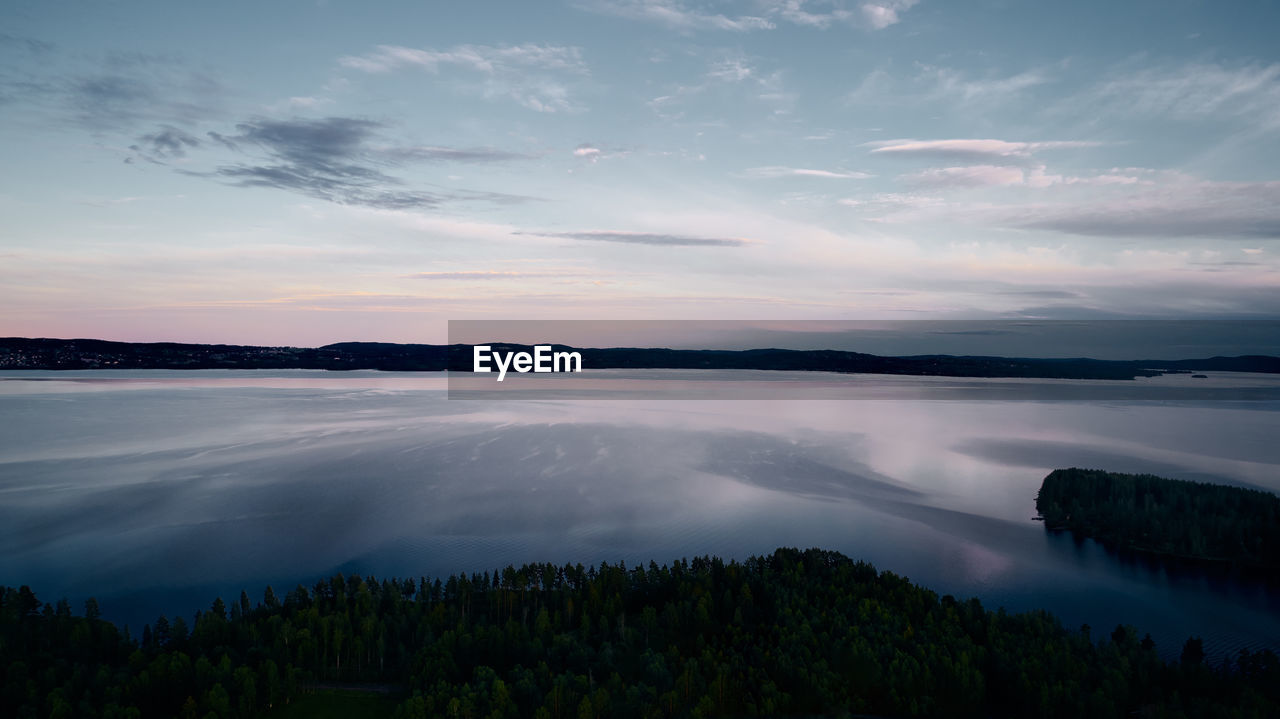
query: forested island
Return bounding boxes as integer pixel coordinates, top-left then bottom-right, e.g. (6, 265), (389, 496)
(1036, 469), (1280, 569)
(3, 548), (1277, 719)
(3, 336), (1278, 379)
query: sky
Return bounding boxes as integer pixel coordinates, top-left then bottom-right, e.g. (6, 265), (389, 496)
(2, 0), (1279, 346)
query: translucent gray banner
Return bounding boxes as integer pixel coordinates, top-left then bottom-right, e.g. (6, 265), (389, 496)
(445, 320), (1280, 400)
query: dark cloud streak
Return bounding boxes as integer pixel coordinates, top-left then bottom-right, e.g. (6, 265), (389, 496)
(234, 117), (380, 167)
(519, 230), (748, 246)
(69, 75), (155, 127)
(203, 117), (536, 209)
(1005, 183), (1280, 239)
(0, 33), (54, 55)
(131, 125), (201, 160)
(395, 146), (534, 163)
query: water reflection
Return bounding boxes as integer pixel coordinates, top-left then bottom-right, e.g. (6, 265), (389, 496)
(0, 370), (1277, 661)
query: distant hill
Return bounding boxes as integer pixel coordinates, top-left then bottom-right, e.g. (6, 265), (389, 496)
(1, 336), (1277, 379)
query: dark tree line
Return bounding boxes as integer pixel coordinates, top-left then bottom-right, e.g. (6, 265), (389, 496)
(9, 336), (1278, 378)
(1036, 468), (1280, 568)
(3, 547), (1278, 718)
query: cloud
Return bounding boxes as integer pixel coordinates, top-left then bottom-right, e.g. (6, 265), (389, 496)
(231, 116), (380, 167)
(583, 0), (913, 32)
(452, 189), (543, 205)
(55, 57), (228, 131)
(843, 169), (1280, 239)
(205, 130), (240, 151)
(395, 146), (534, 162)
(644, 53), (789, 118)
(900, 164), (1146, 189)
(570, 142), (634, 164)
(740, 166), (874, 179)
(201, 117), (534, 210)
(0, 33), (54, 55)
(902, 165), (1026, 188)
(214, 165), (444, 209)
(267, 95), (332, 113)
(1001, 180), (1280, 240)
(130, 125), (202, 161)
(339, 43), (586, 74)
(859, 0), (919, 29)
(757, 0), (918, 30)
(518, 230), (750, 246)
(865, 138), (1103, 164)
(339, 43), (586, 112)
(846, 64), (1052, 111)
(837, 192), (953, 222)
(66, 74), (156, 127)
(994, 289), (1084, 299)
(1189, 260), (1265, 270)
(1004, 284), (1280, 319)
(0, 44), (229, 133)
(1068, 61), (1280, 132)
(707, 57), (755, 83)
(919, 65), (1048, 101)
(763, 1), (854, 28)
(403, 271), (577, 280)
(578, 0), (775, 31)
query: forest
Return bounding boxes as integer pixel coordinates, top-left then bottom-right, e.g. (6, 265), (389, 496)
(3, 547), (1277, 718)
(1035, 468), (1280, 569)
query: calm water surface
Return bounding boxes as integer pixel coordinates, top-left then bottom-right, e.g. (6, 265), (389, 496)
(1, 370), (1278, 660)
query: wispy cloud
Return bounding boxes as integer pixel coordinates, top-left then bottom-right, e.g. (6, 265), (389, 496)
(847, 64), (1052, 110)
(394, 145), (534, 163)
(0, 33), (54, 55)
(231, 116), (382, 166)
(69, 74), (153, 123)
(569, 142), (634, 164)
(866, 138), (1103, 164)
(1067, 61), (1280, 131)
(918, 64), (1048, 101)
(859, 0), (920, 30)
(57, 54), (228, 131)
(58, 73), (218, 131)
(0, 57), (225, 134)
(740, 166), (874, 179)
(130, 125), (201, 161)
(339, 43), (586, 74)
(902, 164), (1145, 189)
(758, 0), (922, 30)
(573, 143), (601, 159)
(265, 95), (333, 113)
(645, 53), (790, 117)
(202, 117), (535, 209)
(403, 270), (587, 280)
(578, 0), (775, 32)
(707, 57), (756, 83)
(339, 43), (587, 112)
(763, 0), (854, 28)
(857, 171), (1280, 240)
(582, 1), (917, 32)
(1001, 180), (1280, 239)
(214, 165), (443, 209)
(518, 230), (751, 246)
(902, 165), (1026, 188)
(837, 192), (948, 218)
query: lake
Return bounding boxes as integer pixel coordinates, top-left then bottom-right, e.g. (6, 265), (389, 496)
(1, 369), (1278, 661)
